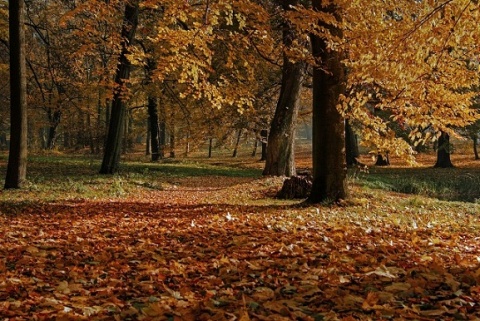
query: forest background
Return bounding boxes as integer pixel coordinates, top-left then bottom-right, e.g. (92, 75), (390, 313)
(1, 0), (480, 320)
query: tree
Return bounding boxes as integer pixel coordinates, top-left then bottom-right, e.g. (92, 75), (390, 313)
(262, 0), (305, 177)
(344, 1), (479, 160)
(307, 0), (347, 203)
(100, 1), (139, 174)
(434, 131), (454, 168)
(345, 120), (359, 166)
(5, 0), (28, 189)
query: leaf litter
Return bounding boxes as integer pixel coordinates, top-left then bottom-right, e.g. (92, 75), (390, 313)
(1, 176), (480, 320)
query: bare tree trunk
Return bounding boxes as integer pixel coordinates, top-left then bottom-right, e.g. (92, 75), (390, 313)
(159, 120), (166, 159)
(260, 129), (267, 161)
(232, 129), (242, 157)
(375, 153), (390, 166)
(46, 109), (61, 149)
(169, 127), (175, 158)
(100, 1), (139, 174)
(146, 118), (151, 155)
(5, 0), (28, 189)
(184, 131), (190, 157)
(345, 120), (359, 166)
(148, 97), (161, 161)
(472, 133), (479, 160)
(308, 0), (347, 203)
(208, 138), (213, 158)
(251, 137), (258, 157)
(434, 132), (454, 168)
(263, 0), (305, 176)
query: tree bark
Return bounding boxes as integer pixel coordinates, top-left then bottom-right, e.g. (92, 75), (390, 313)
(146, 118), (151, 155)
(308, 0), (347, 203)
(148, 97), (161, 161)
(434, 131), (454, 168)
(46, 109), (61, 149)
(169, 127), (175, 158)
(232, 129), (242, 157)
(260, 129), (268, 161)
(5, 0), (28, 189)
(472, 133), (479, 160)
(159, 120), (166, 159)
(100, 1), (139, 174)
(345, 120), (359, 166)
(375, 153), (390, 166)
(251, 137), (258, 157)
(262, 0), (305, 176)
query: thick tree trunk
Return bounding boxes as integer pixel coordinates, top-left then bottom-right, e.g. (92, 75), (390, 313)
(434, 132), (454, 168)
(100, 2), (139, 174)
(345, 120), (359, 166)
(308, 0), (347, 203)
(5, 0), (28, 189)
(263, 0), (305, 176)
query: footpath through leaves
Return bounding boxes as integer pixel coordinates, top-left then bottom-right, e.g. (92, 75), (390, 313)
(1, 176), (480, 320)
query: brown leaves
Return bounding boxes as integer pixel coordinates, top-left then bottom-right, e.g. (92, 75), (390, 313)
(1, 179), (480, 320)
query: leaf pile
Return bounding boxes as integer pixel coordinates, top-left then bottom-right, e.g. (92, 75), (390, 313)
(1, 179), (480, 320)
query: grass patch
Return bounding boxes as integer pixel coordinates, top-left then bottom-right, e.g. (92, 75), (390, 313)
(0, 153), (262, 204)
(357, 166), (480, 202)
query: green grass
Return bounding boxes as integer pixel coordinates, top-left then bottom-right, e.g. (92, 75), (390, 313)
(0, 153), (262, 204)
(355, 166), (480, 203)
(2, 152), (480, 206)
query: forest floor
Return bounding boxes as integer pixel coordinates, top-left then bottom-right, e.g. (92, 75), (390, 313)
(1, 148), (480, 320)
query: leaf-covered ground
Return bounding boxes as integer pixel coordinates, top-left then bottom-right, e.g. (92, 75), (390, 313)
(1, 154), (480, 320)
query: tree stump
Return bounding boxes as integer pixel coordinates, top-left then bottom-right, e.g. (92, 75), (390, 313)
(277, 175), (312, 199)
(375, 153), (390, 166)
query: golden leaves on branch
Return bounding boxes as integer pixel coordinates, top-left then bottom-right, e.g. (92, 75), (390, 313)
(343, 0), (480, 155)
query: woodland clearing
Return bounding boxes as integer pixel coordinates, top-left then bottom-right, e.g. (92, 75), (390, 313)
(1, 150), (480, 320)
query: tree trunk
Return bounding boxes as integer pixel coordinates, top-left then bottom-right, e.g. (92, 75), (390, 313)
(169, 127), (175, 158)
(345, 120), (359, 166)
(148, 97), (161, 161)
(184, 131), (190, 156)
(263, 0), (305, 176)
(232, 129), (242, 157)
(260, 129), (267, 161)
(208, 138), (213, 158)
(159, 120), (166, 159)
(308, 0), (347, 203)
(251, 137), (258, 157)
(46, 109), (61, 149)
(100, 1), (139, 174)
(375, 153), (390, 166)
(146, 118), (151, 155)
(5, 0), (28, 189)
(434, 131), (454, 168)
(87, 112), (95, 154)
(472, 133), (479, 160)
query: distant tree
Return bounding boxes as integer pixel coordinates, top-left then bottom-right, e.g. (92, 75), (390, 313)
(5, 0), (28, 189)
(100, 1), (139, 174)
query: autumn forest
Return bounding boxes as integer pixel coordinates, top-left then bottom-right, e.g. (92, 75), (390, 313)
(1, 0), (480, 320)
